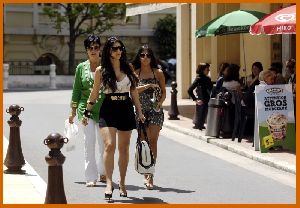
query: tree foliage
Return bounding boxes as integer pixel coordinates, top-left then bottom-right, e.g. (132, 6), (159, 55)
(43, 3), (126, 74)
(153, 14), (176, 59)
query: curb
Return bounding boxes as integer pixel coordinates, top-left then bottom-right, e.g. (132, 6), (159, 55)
(163, 119), (296, 175)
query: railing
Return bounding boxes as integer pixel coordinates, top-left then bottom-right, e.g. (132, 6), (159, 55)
(6, 60), (85, 75)
(3, 63), (57, 90)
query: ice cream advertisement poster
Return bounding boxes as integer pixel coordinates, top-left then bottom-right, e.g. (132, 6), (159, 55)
(255, 84), (295, 153)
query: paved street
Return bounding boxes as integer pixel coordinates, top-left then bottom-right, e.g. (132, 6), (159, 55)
(3, 90), (296, 204)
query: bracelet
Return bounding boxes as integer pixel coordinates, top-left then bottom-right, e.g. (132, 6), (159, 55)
(87, 100), (95, 105)
(83, 109), (92, 118)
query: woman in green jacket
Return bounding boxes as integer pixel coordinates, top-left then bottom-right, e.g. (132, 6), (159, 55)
(68, 34), (106, 187)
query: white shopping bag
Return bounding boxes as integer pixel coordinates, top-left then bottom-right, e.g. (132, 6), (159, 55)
(64, 119), (79, 152)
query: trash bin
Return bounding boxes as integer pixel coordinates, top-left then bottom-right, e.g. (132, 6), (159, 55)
(205, 98), (224, 137)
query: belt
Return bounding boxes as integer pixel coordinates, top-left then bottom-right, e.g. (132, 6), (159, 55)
(106, 93), (129, 101)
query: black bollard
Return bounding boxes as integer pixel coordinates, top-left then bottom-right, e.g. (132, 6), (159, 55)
(44, 133), (68, 204)
(4, 105), (26, 174)
(168, 81), (180, 120)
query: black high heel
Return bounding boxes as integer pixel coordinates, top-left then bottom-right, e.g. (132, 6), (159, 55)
(104, 187), (114, 200)
(118, 185), (127, 197)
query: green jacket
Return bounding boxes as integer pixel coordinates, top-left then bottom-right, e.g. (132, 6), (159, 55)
(71, 60), (104, 122)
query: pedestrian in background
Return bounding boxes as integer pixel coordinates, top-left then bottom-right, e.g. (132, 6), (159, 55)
(68, 34), (106, 187)
(84, 37), (145, 199)
(286, 58), (296, 90)
(211, 62), (229, 98)
(270, 62), (286, 84)
(246, 62), (263, 93)
(187, 63), (213, 130)
(285, 58), (296, 117)
(131, 45), (166, 190)
(258, 69), (276, 85)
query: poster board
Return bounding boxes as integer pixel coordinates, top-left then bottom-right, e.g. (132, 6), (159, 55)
(254, 84), (295, 153)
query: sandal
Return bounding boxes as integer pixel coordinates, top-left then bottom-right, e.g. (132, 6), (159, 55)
(145, 174), (154, 190)
(118, 184), (128, 197)
(104, 187), (114, 200)
(98, 175), (107, 183)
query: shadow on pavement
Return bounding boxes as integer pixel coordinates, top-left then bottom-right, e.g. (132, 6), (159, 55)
(123, 184), (146, 191)
(74, 181), (106, 188)
(25, 173), (38, 177)
(155, 185), (195, 194)
(109, 196), (168, 204)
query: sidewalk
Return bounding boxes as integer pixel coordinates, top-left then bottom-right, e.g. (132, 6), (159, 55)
(3, 136), (46, 204)
(2, 91), (295, 204)
(162, 97), (296, 175)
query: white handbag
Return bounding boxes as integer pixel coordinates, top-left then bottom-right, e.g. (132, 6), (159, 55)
(135, 122), (155, 175)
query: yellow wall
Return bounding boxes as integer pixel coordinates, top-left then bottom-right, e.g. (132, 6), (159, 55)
(240, 3), (272, 76)
(195, 3), (280, 81)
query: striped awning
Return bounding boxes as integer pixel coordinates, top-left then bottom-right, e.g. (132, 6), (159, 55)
(126, 3), (179, 16)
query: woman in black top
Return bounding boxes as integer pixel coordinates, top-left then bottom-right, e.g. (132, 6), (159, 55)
(187, 63), (213, 130)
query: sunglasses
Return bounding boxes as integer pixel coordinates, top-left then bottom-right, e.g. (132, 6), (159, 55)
(111, 46), (123, 52)
(87, 45), (100, 51)
(140, 53), (151, 58)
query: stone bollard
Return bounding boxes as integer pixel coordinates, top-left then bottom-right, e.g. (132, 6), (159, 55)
(44, 133), (68, 204)
(168, 81), (180, 120)
(49, 64), (57, 90)
(4, 63), (9, 90)
(4, 105), (26, 174)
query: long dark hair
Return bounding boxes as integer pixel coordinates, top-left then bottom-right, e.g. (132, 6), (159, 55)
(223, 64), (240, 82)
(218, 62), (229, 77)
(131, 45), (159, 70)
(196, 63), (210, 76)
(251, 61), (263, 78)
(101, 37), (138, 92)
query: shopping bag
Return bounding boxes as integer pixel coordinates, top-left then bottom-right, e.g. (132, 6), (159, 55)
(64, 119), (79, 152)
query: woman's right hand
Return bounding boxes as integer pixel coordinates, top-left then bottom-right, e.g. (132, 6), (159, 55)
(196, 100), (203, 105)
(69, 114), (75, 124)
(81, 117), (89, 126)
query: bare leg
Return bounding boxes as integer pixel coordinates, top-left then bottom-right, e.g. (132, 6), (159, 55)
(148, 124), (161, 160)
(117, 130), (132, 195)
(100, 127), (117, 194)
(144, 124), (161, 189)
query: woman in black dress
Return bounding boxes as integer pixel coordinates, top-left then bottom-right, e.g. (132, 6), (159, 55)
(84, 37), (145, 200)
(188, 63), (213, 130)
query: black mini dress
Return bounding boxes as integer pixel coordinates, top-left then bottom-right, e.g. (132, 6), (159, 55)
(99, 76), (136, 131)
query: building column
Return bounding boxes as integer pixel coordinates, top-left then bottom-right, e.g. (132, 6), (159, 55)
(281, 35), (291, 77)
(176, 3), (190, 99)
(191, 4), (202, 80)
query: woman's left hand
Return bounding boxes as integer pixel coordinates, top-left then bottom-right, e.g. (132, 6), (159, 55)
(157, 101), (163, 109)
(137, 112), (146, 123)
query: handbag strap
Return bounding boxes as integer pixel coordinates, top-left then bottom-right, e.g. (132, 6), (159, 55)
(137, 122), (149, 143)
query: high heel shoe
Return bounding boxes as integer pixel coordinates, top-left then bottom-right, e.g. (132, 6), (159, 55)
(104, 187), (114, 200)
(118, 184), (127, 197)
